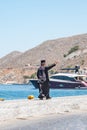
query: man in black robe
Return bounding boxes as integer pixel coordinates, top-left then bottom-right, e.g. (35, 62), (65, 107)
(37, 60), (58, 100)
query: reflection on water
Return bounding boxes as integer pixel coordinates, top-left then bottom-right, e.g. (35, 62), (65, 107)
(0, 84), (87, 100)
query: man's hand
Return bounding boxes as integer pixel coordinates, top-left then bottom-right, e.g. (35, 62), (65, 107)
(55, 61), (58, 65)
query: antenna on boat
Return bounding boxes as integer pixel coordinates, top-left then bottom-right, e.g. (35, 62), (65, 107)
(60, 65), (80, 73)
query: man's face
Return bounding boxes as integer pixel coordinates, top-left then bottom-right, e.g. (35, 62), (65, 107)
(41, 62), (46, 67)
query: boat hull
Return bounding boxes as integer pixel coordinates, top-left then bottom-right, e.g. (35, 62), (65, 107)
(30, 79), (87, 89)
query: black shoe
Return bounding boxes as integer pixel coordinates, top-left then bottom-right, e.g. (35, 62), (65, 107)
(39, 98), (43, 100)
(46, 97), (52, 100)
(38, 95), (44, 100)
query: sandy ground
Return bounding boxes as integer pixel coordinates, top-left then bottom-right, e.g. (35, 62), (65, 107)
(0, 112), (87, 130)
(0, 96), (87, 129)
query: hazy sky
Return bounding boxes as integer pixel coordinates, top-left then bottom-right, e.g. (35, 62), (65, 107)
(0, 0), (87, 57)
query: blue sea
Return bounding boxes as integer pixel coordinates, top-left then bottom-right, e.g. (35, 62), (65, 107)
(0, 84), (87, 100)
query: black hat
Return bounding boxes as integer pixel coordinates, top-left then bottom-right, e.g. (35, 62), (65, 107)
(41, 60), (46, 64)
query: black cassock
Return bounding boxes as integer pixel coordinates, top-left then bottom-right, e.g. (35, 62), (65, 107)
(37, 64), (56, 99)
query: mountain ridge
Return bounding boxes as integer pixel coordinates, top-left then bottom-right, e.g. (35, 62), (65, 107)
(0, 33), (87, 84)
(0, 33), (87, 69)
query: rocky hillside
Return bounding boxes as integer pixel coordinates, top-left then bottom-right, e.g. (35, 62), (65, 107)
(0, 68), (36, 84)
(0, 33), (87, 69)
(0, 51), (22, 68)
(0, 33), (87, 84)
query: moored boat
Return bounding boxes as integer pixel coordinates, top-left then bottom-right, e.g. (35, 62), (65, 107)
(30, 73), (87, 89)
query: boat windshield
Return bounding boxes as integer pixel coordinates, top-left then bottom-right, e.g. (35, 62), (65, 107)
(74, 76), (87, 82)
(50, 75), (75, 81)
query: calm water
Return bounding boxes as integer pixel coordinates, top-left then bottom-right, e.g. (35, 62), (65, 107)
(0, 84), (87, 100)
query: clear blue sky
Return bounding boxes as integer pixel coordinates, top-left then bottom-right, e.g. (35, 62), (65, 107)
(0, 0), (87, 57)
